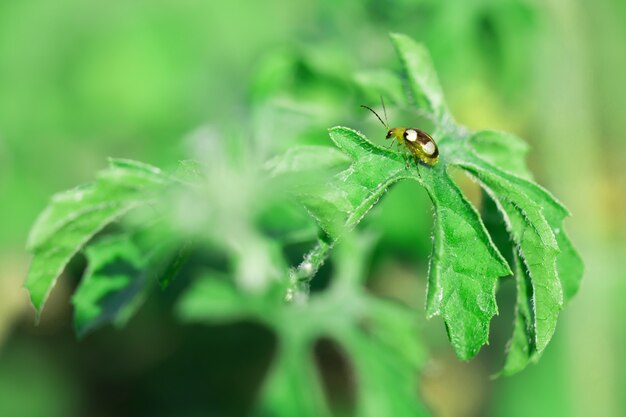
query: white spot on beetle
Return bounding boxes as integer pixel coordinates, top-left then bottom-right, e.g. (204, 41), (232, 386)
(422, 141), (436, 155)
(405, 129), (418, 142)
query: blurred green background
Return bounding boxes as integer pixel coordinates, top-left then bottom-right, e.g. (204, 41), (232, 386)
(1, 0), (625, 416)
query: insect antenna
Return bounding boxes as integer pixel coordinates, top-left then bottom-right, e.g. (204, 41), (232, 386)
(380, 96), (389, 128)
(360, 104), (389, 130)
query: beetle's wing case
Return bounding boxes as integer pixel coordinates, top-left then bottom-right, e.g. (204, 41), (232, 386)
(416, 130), (439, 158)
(403, 128), (439, 165)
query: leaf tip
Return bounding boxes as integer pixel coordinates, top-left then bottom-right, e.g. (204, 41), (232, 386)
(26, 290), (44, 325)
(328, 125), (357, 135)
(24, 278), (43, 315)
(388, 32), (409, 43)
(389, 32), (427, 53)
(25, 231), (38, 252)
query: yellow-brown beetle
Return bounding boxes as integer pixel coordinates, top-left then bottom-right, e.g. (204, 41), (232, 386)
(361, 101), (439, 167)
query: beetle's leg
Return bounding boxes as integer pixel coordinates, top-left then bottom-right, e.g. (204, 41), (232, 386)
(414, 155), (422, 178)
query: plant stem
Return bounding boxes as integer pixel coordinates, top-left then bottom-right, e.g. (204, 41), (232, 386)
(286, 237), (332, 303)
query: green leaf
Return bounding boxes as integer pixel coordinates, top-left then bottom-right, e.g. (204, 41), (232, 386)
(454, 148), (581, 356)
(471, 132), (583, 372)
(466, 131), (582, 300)
(26, 159), (170, 252)
(72, 234), (148, 337)
(456, 159), (561, 352)
(297, 126), (409, 238)
(419, 163), (510, 359)
(481, 192), (536, 375)
(390, 33), (450, 123)
(25, 159), (171, 316)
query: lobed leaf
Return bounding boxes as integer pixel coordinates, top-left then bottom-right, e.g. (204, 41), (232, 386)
(291, 126), (511, 359)
(467, 131), (582, 371)
(420, 162), (510, 359)
(467, 131), (582, 301)
(294, 127), (409, 238)
(25, 159), (171, 316)
(457, 137), (582, 363)
(457, 158), (562, 353)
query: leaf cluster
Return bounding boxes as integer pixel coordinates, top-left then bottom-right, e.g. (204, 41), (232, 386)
(24, 33), (582, 414)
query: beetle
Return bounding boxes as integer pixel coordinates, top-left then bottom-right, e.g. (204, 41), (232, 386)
(361, 99), (439, 168)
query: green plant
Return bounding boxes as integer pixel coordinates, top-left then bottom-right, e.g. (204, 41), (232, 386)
(24, 34), (582, 415)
